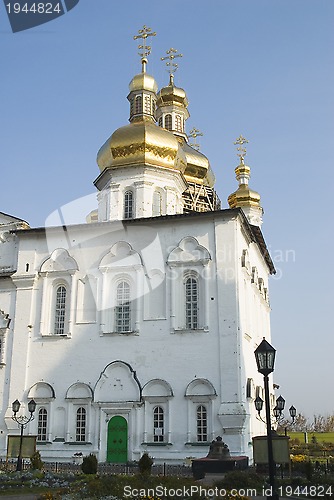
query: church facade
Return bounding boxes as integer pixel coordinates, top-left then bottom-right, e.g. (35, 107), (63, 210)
(0, 29), (275, 464)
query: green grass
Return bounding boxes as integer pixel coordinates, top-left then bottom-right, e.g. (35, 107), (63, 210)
(289, 432), (334, 444)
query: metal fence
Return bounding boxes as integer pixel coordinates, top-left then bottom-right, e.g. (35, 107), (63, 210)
(0, 459), (192, 477)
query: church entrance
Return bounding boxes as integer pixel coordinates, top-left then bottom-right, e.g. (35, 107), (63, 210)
(107, 415), (128, 463)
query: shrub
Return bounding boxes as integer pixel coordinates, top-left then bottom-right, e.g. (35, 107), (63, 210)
(30, 451), (44, 470)
(138, 452), (153, 475)
(81, 453), (98, 474)
(213, 469), (265, 490)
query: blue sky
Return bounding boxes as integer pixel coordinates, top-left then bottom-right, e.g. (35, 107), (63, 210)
(1, 0), (334, 419)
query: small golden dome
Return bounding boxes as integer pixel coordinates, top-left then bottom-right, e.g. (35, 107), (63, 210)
(157, 82), (189, 108)
(97, 120), (187, 173)
(228, 184), (261, 209)
(181, 142), (215, 187)
(129, 72), (158, 93)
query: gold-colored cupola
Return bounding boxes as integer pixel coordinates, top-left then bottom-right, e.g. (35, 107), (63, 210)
(228, 135), (263, 226)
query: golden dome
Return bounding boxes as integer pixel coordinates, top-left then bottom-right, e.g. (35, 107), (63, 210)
(181, 142), (215, 187)
(129, 72), (158, 93)
(228, 159), (261, 209)
(157, 82), (189, 108)
(228, 184), (261, 208)
(97, 120), (187, 173)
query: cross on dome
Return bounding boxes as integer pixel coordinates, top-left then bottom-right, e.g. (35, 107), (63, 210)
(133, 25), (156, 73)
(188, 127), (203, 151)
(161, 48), (183, 84)
(234, 134), (249, 162)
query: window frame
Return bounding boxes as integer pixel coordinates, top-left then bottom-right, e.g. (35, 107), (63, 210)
(185, 275), (199, 330)
(37, 407), (48, 442)
(124, 190), (134, 219)
(196, 404), (208, 442)
(76, 406), (87, 442)
(153, 405), (164, 442)
(115, 280), (131, 333)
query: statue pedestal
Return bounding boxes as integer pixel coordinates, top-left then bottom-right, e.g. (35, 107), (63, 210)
(191, 436), (249, 480)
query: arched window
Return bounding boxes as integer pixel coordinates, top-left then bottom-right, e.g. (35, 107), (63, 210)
(124, 190), (133, 219)
(37, 408), (48, 441)
(197, 405), (207, 442)
(115, 281), (131, 333)
(152, 191), (162, 216)
(144, 95), (151, 114)
(135, 95), (142, 114)
(165, 114), (172, 131)
(153, 406), (164, 442)
(175, 115), (182, 132)
(158, 117), (163, 127)
(185, 276), (198, 329)
(76, 407), (86, 442)
(54, 285), (67, 335)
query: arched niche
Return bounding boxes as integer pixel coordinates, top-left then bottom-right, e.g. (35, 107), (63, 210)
(99, 242), (142, 271)
(28, 382), (55, 401)
(65, 382), (93, 400)
(40, 248), (78, 273)
(142, 379), (173, 401)
(167, 236), (211, 266)
(185, 378), (217, 400)
(94, 360), (141, 403)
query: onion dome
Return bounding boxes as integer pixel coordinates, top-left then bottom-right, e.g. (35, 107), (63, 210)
(228, 159), (261, 209)
(156, 75), (189, 109)
(182, 142), (215, 187)
(129, 72), (158, 94)
(97, 120), (187, 173)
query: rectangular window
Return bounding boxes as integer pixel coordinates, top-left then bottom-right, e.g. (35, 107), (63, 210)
(115, 282), (131, 333)
(153, 406), (164, 442)
(76, 407), (86, 442)
(54, 285), (66, 334)
(185, 277), (198, 329)
(197, 405), (207, 442)
(37, 408), (48, 441)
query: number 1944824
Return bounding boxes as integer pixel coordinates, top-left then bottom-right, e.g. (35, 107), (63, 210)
(6, 3), (62, 14)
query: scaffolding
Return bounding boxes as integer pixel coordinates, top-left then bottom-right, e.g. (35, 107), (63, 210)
(183, 182), (221, 213)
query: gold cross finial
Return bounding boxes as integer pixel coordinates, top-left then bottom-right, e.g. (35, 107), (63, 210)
(188, 127), (203, 151)
(234, 134), (249, 161)
(161, 48), (183, 84)
(133, 25), (157, 73)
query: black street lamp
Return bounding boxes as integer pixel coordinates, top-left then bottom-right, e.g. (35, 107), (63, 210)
(254, 338), (279, 500)
(11, 399), (36, 471)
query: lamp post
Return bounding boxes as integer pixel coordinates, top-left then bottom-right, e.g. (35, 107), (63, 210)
(11, 399), (36, 471)
(254, 338), (278, 500)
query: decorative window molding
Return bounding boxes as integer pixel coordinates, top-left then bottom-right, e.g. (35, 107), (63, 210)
(142, 379), (173, 444)
(65, 383), (93, 444)
(185, 379), (216, 444)
(98, 242), (143, 335)
(39, 249), (78, 337)
(167, 237), (211, 333)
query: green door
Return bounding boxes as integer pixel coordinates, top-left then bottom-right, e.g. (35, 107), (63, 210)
(107, 415), (128, 463)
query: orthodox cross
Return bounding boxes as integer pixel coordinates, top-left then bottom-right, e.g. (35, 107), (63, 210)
(234, 135), (249, 161)
(133, 25), (156, 72)
(188, 127), (203, 151)
(161, 48), (183, 84)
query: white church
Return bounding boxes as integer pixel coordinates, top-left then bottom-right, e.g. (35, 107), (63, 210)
(0, 27), (275, 464)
